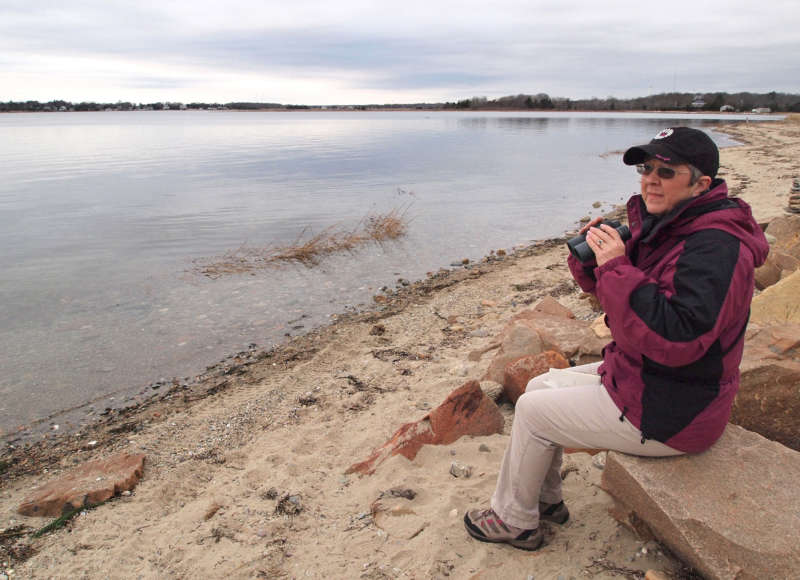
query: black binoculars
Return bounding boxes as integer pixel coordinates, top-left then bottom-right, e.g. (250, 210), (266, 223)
(566, 220), (632, 263)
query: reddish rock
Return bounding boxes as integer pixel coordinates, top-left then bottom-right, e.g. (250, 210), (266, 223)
(483, 320), (544, 383)
(602, 425), (800, 580)
(482, 305), (606, 383)
(502, 351), (570, 404)
(18, 453), (146, 517)
(512, 310), (607, 360)
(346, 381), (503, 475)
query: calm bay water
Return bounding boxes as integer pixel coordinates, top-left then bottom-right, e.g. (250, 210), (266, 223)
(0, 110), (770, 435)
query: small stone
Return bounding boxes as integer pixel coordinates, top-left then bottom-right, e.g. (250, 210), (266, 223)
(592, 452), (607, 470)
(369, 324), (386, 336)
(449, 508), (458, 517)
(449, 461), (473, 478)
(261, 487), (279, 500)
(452, 363), (469, 376)
(592, 201), (602, 208)
(275, 494), (303, 515)
(478, 443), (491, 453)
(481, 300), (497, 307)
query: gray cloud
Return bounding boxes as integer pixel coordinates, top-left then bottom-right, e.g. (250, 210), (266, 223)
(2, 0), (798, 103)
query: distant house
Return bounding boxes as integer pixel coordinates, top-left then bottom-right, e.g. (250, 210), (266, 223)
(720, 105), (735, 112)
(691, 95), (706, 108)
(752, 107), (771, 113)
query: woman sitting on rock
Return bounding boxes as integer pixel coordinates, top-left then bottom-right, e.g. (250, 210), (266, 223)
(464, 126), (769, 551)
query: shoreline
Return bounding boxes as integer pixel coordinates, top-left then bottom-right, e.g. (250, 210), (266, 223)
(1, 114), (792, 470)
(2, 117), (798, 578)
(0, 116), (768, 443)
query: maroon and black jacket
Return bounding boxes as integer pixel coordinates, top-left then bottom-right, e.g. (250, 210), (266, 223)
(568, 179), (769, 452)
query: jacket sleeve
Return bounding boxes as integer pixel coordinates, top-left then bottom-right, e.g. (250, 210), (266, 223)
(594, 230), (746, 367)
(567, 253), (598, 293)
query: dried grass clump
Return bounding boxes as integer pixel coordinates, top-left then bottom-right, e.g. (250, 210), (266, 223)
(363, 207), (408, 241)
(195, 205), (411, 278)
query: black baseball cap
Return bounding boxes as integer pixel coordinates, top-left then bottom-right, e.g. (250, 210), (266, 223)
(623, 127), (719, 178)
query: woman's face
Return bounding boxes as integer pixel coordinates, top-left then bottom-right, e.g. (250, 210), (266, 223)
(639, 158), (706, 215)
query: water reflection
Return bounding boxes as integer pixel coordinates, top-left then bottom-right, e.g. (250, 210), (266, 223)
(0, 111), (776, 434)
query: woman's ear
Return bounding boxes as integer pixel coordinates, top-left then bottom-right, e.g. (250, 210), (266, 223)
(693, 175), (712, 196)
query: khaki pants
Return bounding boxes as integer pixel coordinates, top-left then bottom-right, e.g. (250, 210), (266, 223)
(490, 362), (683, 530)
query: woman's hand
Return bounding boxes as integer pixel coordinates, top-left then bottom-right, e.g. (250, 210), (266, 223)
(578, 217), (604, 235)
(586, 223), (626, 266)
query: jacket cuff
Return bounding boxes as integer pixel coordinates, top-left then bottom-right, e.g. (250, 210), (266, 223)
(594, 255), (630, 277)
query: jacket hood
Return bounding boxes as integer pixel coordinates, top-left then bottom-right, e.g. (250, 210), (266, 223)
(630, 179), (769, 268)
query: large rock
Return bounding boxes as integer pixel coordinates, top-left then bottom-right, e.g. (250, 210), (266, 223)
(750, 269), (800, 324)
(754, 250), (799, 290)
(530, 295), (575, 318)
(346, 380), (503, 475)
(18, 453), (146, 517)
(732, 323), (800, 451)
(764, 214), (800, 258)
(511, 310), (607, 361)
(502, 351), (570, 404)
(483, 303), (606, 383)
(590, 314), (612, 338)
(482, 319), (544, 383)
(602, 425), (800, 580)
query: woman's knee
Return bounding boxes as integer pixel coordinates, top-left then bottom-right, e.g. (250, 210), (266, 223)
(515, 390), (548, 424)
(525, 371), (552, 392)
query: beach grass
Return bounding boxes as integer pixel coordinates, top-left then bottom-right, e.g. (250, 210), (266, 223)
(196, 205), (411, 278)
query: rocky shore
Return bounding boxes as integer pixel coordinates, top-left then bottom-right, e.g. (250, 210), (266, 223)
(2, 116), (799, 579)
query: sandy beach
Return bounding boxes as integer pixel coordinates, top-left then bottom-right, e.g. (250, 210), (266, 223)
(2, 116), (798, 579)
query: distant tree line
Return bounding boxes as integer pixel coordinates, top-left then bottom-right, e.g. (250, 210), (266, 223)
(3, 91), (799, 113)
(441, 91), (800, 112)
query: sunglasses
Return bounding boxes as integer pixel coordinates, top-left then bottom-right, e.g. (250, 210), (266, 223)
(636, 163), (689, 179)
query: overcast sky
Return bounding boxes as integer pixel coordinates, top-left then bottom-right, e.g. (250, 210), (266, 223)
(2, 0), (798, 105)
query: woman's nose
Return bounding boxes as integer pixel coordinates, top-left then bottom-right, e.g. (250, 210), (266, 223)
(642, 169), (660, 184)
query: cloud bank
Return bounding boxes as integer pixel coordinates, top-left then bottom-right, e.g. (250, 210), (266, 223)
(1, 0), (798, 104)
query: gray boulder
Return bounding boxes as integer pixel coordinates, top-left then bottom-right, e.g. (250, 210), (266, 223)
(602, 425), (800, 580)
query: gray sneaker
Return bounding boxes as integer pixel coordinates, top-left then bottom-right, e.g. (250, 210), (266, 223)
(539, 500), (569, 524)
(463, 508), (543, 551)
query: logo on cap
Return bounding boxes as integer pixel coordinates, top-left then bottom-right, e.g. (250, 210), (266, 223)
(653, 128), (674, 140)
